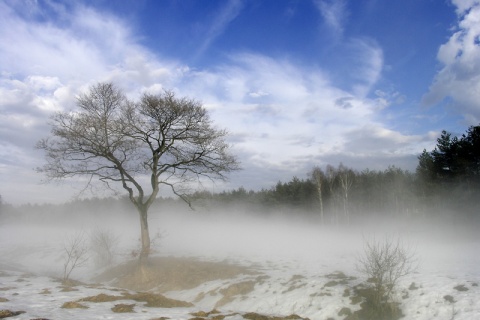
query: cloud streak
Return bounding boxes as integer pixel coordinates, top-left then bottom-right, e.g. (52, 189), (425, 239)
(195, 0), (244, 60)
(314, 0), (349, 39)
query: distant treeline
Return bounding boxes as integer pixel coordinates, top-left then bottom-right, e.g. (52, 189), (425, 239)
(1, 124), (479, 223)
(190, 124), (480, 223)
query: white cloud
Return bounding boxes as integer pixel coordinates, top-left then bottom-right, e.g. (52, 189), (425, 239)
(452, 0), (480, 14)
(314, 0), (349, 39)
(249, 90), (269, 98)
(0, 1), (184, 204)
(422, 1), (480, 124)
(343, 125), (421, 155)
(0, 5), (103, 80)
(0, 1), (428, 204)
(176, 52), (417, 179)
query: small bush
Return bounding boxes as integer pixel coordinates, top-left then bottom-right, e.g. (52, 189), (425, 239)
(90, 228), (119, 267)
(130, 229), (165, 258)
(356, 236), (417, 320)
(62, 231), (89, 282)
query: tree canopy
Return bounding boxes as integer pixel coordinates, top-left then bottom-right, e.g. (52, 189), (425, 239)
(417, 125), (480, 185)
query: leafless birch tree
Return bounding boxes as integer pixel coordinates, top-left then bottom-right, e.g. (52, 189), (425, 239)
(310, 166), (325, 223)
(337, 163), (355, 223)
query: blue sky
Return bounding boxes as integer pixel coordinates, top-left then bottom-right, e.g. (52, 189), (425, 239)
(1, 0), (480, 205)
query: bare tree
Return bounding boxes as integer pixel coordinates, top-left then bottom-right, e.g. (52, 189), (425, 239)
(37, 83), (239, 263)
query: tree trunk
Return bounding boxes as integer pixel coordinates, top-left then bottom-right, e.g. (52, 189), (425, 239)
(138, 206), (151, 264)
(343, 192), (349, 224)
(318, 186), (324, 224)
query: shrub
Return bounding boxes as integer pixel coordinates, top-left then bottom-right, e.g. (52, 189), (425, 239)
(63, 231), (89, 282)
(356, 236), (417, 319)
(90, 228), (119, 267)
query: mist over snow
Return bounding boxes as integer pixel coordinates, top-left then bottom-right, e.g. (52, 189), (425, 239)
(1, 204), (479, 319)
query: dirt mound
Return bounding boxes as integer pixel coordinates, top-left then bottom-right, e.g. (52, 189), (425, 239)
(95, 256), (257, 292)
(76, 291), (193, 308)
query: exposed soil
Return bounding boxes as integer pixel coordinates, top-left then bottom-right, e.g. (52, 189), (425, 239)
(39, 289), (51, 295)
(76, 291), (193, 308)
(111, 303), (135, 313)
(125, 292), (193, 307)
(189, 310), (310, 320)
(78, 293), (121, 303)
(0, 309), (25, 318)
(344, 283), (403, 320)
(454, 284), (469, 291)
(215, 280), (256, 308)
(243, 312), (309, 320)
(87, 257), (313, 319)
(94, 256), (258, 292)
(61, 301), (89, 309)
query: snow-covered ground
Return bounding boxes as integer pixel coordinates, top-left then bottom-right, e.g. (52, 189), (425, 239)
(0, 210), (479, 319)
